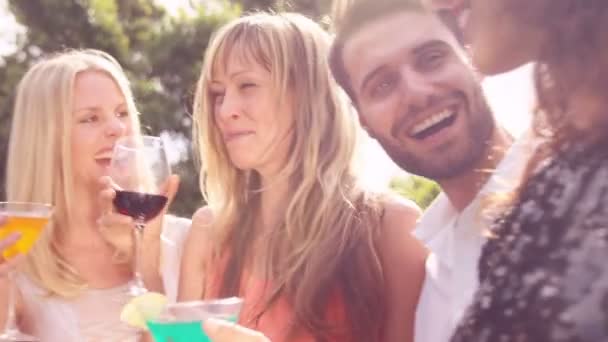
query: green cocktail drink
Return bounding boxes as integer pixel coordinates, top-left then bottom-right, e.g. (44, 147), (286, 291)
(145, 297), (243, 342)
(147, 316), (238, 341)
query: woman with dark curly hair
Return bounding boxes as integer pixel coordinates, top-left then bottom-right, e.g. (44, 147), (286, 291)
(424, 0), (608, 341)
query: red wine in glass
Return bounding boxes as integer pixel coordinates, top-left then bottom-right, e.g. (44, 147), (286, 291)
(114, 191), (168, 223)
(109, 135), (171, 296)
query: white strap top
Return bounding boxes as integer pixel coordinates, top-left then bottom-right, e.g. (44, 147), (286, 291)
(16, 215), (191, 342)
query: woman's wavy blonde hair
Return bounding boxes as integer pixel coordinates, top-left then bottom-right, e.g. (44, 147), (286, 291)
(193, 12), (386, 341)
(6, 49), (141, 297)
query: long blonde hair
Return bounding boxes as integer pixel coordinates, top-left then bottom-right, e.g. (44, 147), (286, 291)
(330, 0), (356, 30)
(6, 49), (141, 297)
(193, 12), (386, 341)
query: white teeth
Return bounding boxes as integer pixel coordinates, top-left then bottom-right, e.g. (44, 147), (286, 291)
(410, 110), (456, 136)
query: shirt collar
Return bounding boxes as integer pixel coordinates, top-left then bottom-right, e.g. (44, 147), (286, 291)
(413, 133), (536, 265)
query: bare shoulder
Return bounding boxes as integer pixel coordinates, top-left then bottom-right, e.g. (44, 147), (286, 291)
(373, 197), (425, 342)
(192, 206), (214, 227)
(179, 206), (214, 301)
(381, 194), (422, 233)
(182, 206), (216, 266)
(183, 206), (215, 257)
(189, 206), (215, 239)
(376, 193), (427, 259)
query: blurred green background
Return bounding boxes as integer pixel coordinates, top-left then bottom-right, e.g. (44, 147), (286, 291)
(0, 0), (439, 216)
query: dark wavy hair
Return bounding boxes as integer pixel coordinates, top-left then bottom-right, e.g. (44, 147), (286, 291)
(485, 0), (608, 218)
(528, 0), (608, 147)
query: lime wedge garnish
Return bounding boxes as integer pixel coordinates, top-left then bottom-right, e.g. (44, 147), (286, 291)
(120, 292), (168, 330)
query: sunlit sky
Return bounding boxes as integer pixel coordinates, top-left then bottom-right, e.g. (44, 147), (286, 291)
(0, 0), (536, 189)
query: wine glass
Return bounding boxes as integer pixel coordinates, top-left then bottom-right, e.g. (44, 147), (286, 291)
(0, 202), (53, 342)
(141, 297), (244, 342)
(109, 135), (170, 296)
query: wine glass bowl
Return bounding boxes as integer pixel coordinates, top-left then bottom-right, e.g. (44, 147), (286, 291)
(109, 135), (171, 296)
(110, 136), (170, 223)
(0, 203), (52, 259)
(143, 298), (244, 342)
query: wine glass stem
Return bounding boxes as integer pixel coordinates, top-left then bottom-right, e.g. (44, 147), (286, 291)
(133, 219), (146, 292)
(4, 271), (18, 334)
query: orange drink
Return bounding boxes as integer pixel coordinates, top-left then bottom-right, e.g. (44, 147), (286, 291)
(0, 202), (52, 341)
(0, 202), (52, 259)
(0, 215), (49, 259)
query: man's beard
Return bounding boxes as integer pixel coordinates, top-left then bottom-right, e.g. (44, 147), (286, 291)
(373, 89), (495, 181)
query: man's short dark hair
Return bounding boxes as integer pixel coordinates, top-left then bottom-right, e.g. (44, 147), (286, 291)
(329, 0), (425, 105)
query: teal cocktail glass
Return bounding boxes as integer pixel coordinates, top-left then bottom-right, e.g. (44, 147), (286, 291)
(144, 297), (243, 342)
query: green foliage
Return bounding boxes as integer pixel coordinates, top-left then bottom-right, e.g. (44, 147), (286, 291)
(138, 3), (241, 216)
(236, 0), (332, 20)
(0, 0), (242, 216)
(0, 0), (339, 216)
(390, 174), (441, 210)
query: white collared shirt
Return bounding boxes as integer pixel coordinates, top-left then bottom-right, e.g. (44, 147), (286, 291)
(413, 134), (536, 342)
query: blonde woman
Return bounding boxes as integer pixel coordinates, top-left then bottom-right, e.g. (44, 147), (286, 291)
(179, 12), (427, 342)
(4, 49), (190, 341)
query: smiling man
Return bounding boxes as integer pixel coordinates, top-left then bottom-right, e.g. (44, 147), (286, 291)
(328, 0), (530, 341)
(182, 1), (532, 341)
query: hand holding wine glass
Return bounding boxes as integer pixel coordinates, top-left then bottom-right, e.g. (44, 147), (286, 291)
(108, 135), (173, 296)
(97, 174), (180, 261)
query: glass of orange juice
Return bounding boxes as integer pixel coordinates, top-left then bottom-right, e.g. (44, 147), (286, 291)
(0, 202), (52, 342)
